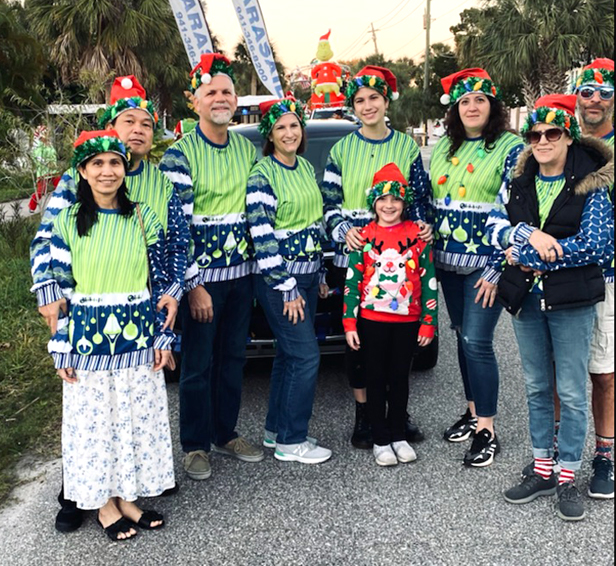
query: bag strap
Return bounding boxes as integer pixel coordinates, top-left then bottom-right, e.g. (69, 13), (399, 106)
(135, 203), (153, 296)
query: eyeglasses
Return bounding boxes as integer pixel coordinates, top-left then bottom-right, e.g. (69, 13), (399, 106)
(578, 85), (615, 100)
(525, 128), (564, 145)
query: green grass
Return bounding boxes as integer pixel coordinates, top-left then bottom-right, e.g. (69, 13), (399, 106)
(0, 214), (61, 504)
(0, 171), (34, 203)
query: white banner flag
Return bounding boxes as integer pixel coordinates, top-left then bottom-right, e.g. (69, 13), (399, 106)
(168, 0), (214, 68)
(231, 0), (284, 98)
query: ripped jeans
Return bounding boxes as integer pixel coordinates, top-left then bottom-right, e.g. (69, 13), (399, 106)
(438, 269), (503, 418)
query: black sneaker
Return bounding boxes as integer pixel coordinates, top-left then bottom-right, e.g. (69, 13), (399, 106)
(504, 472), (557, 504)
(463, 428), (500, 467)
(444, 408), (477, 443)
(588, 455), (614, 500)
(405, 414), (425, 443)
(351, 402), (373, 450)
(556, 483), (585, 521)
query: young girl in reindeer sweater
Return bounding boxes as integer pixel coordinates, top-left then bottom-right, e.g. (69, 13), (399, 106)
(343, 163), (438, 466)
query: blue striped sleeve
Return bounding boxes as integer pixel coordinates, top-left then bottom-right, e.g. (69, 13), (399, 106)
(513, 189), (614, 270)
(321, 156), (349, 242)
(162, 189), (190, 300)
(246, 172), (298, 301)
(408, 155), (431, 223)
(501, 144), (525, 184)
(30, 170), (77, 306)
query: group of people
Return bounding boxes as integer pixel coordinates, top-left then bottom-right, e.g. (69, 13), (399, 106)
(29, 52), (613, 539)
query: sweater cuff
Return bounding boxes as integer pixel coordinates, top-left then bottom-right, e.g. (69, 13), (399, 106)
(282, 287), (300, 302)
(418, 324), (435, 340)
(481, 267), (502, 285)
(511, 223), (536, 245)
(163, 282), (183, 302)
(332, 221), (353, 244)
(185, 274), (201, 293)
(511, 244), (522, 263)
(52, 353), (72, 370)
(35, 282), (63, 307)
(343, 318), (358, 333)
(154, 334), (174, 351)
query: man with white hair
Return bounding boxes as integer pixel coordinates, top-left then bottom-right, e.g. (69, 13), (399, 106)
(160, 54), (263, 481)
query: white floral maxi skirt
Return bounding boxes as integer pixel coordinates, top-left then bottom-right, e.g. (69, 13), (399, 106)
(62, 364), (175, 510)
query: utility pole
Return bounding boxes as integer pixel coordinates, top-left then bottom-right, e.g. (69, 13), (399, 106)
(422, 0), (432, 145)
(370, 22), (380, 56)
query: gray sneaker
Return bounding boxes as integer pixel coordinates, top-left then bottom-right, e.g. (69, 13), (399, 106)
(504, 472), (557, 504)
(275, 441), (332, 464)
(263, 430), (317, 449)
(183, 450), (211, 480)
(213, 437), (265, 463)
(556, 483), (585, 521)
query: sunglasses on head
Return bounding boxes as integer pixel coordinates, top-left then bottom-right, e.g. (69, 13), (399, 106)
(525, 128), (564, 145)
(579, 85), (615, 100)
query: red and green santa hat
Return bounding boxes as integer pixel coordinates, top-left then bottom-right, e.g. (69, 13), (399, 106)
(258, 97), (307, 138)
(98, 76), (159, 128)
(346, 66), (399, 106)
(366, 162), (413, 209)
(521, 94), (581, 142)
(72, 130), (130, 168)
(189, 53), (235, 93)
(440, 68), (502, 106)
(575, 58), (614, 90)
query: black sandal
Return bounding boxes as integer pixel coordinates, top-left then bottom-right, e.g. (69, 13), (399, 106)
(97, 516), (138, 541)
(133, 509), (165, 530)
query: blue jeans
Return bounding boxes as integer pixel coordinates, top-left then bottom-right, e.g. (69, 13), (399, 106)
(438, 269), (503, 417)
(254, 272), (321, 445)
(512, 294), (596, 470)
(179, 275), (253, 452)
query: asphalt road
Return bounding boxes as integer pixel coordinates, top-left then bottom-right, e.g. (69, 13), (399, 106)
(0, 296), (613, 566)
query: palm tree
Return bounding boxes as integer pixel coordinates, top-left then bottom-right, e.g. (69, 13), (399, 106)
(452, 0), (614, 108)
(232, 39), (287, 97)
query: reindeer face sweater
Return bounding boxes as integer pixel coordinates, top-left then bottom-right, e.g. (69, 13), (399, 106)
(343, 220), (438, 337)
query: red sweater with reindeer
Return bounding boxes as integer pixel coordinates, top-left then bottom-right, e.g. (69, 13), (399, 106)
(343, 221), (438, 338)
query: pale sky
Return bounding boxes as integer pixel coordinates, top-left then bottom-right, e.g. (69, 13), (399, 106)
(204, 0), (479, 70)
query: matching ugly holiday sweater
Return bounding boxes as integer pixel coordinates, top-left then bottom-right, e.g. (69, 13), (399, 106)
(322, 129), (430, 268)
(246, 155), (326, 301)
(30, 161), (189, 305)
(343, 221), (438, 338)
(49, 204), (174, 371)
(430, 132), (524, 282)
(159, 125), (257, 287)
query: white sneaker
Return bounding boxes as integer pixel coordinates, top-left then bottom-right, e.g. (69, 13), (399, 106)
(264, 430), (317, 449)
(392, 441), (417, 463)
(274, 441), (332, 464)
(373, 444), (398, 467)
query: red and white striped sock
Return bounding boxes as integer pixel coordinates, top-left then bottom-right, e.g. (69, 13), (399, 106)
(558, 467), (575, 485)
(533, 457), (553, 480)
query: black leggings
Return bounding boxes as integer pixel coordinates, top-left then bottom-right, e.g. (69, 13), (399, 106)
(360, 318), (420, 446)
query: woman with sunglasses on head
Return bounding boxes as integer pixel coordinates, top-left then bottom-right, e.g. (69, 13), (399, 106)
(486, 95), (613, 521)
(431, 69), (524, 467)
(46, 131), (176, 540)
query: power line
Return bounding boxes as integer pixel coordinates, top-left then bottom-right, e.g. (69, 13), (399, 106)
(336, 26), (372, 60)
(432, 0), (475, 22)
(379, 1), (425, 32)
(373, 0), (411, 26)
(374, 0), (413, 30)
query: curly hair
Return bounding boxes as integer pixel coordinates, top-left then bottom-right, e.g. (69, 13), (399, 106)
(444, 97), (512, 159)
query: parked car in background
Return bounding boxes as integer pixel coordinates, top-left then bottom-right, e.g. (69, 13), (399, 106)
(166, 119), (438, 379)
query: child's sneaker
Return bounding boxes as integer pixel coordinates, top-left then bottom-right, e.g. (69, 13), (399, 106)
(373, 444), (398, 467)
(392, 441), (417, 463)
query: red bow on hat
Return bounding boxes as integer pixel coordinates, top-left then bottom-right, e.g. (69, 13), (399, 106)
(73, 129), (122, 148)
(583, 58), (615, 72)
(440, 68), (493, 96)
(534, 94), (577, 116)
(109, 76), (146, 104)
(190, 53), (232, 77)
(372, 162), (408, 188)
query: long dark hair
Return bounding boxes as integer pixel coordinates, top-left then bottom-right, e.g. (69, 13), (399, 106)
(76, 159), (133, 237)
(444, 97), (511, 159)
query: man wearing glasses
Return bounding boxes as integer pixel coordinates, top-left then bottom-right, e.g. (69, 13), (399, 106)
(575, 58), (615, 500)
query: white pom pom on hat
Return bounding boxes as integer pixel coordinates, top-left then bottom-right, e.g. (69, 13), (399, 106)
(440, 93), (451, 106)
(392, 91), (400, 101)
(121, 77), (133, 90)
(202, 73), (213, 85)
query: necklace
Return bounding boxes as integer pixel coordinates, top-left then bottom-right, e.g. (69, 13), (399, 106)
(361, 127), (390, 158)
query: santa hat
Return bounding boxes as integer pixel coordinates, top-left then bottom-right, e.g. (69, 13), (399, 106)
(72, 130), (130, 168)
(190, 53), (235, 93)
(521, 94), (581, 142)
(346, 66), (399, 106)
(575, 58), (615, 90)
(440, 68), (502, 106)
(366, 162), (413, 209)
(174, 119), (198, 141)
(258, 97), (307, 138)
(319, 30), (332, 43)
(98, 75), (158, 128)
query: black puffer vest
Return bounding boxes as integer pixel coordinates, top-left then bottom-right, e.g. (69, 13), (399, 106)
(498, 136), (613, 316)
